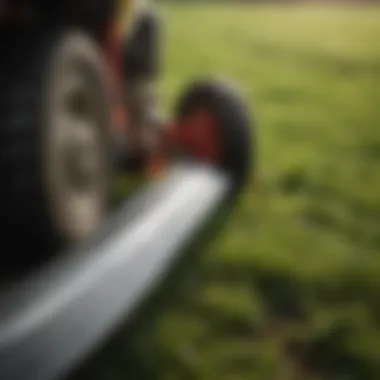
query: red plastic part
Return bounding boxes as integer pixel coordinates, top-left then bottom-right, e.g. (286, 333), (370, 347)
(168, 108), (221, 164)
(144, 109), (222, 178)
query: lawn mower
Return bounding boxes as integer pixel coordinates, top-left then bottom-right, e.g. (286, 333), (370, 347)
(0, 0), (253, 258)
(0, 2), (254, 378)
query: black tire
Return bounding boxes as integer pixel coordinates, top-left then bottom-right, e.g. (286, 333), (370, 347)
(41, 0), (117, 27)
(121, 9), (162, 172)
(0, 27), (112, 258)
(174, 78), (254, 193)
(123, 8), (161, 81)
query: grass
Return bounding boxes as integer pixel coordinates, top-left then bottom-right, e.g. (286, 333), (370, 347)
(162, 4), (380, 271)
(75, 4), (380, 380)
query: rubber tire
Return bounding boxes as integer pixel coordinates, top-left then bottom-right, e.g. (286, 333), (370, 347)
(174, 78), (254, 193)
(41, 0), (117, 27)
(123, 8), (161, 81)
(121, 9), (162, 172)
(0, 27), (112, 260)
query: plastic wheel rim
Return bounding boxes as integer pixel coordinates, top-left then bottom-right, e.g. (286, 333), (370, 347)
(46, 58), (107, 244)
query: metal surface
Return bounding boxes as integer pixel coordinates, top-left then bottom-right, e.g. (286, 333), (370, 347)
(0, 163), (229, 380)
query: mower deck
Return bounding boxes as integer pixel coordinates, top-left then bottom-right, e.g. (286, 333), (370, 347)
(0, 163), (229, 380)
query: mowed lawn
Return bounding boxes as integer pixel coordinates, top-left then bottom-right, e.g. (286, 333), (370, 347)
(79, 5), (380, 380)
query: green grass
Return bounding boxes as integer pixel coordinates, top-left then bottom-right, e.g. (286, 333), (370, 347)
(161, 5), (380, 276)
(77, 4), (380, 380)
(157, 5), (380, 380)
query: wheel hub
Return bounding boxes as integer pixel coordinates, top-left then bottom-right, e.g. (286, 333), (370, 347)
(65, 138), (98, 192)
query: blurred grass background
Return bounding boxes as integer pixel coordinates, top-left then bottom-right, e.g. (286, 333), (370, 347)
(75, 3), (380, 380)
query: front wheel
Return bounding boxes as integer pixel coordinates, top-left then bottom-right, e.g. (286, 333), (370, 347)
(173, 78), (254, 192)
